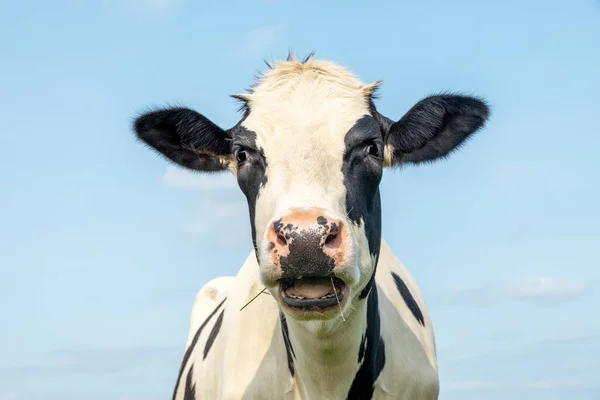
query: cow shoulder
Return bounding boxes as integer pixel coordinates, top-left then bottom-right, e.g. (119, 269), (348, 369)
(172, 276), (234, 400)
(183, 253), (293, 400)
(220, 254), (295, 399)
(186, 276), (235, 347)
(374, 240), (439, 397)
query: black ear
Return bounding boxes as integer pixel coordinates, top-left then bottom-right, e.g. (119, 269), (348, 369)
(133, 107), (233, 172)
(382, 94), (489, 166)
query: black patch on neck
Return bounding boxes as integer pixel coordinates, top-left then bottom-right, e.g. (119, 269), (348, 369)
(342, 115), (384, 299)
(203, 309), (225, 359)
(391, 272), (425, 326)
(358, 246), (380, 300)
(172, 297), (227, 400)
(358, 333), (367, 363)
(231, 125), (268, 258)
(184, 365), (196, 400)
(280, 312), (296, 376)
(347, 287), (385, 399)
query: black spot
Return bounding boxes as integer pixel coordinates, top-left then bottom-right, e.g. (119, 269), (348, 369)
(172, 298), (227, 400)
(330, 222), (340, 234)
(391, 272), (425, 326)
(317, 216), (328, 225)
(273, 219), (283, 234)
(347, 286), (385, 399)
(232, 126), (268, 258)
(267, 242), (275, 251)
(358, 334), (366, 363)
(280, 312), (295, 376)
(203, 309), (225, 359)
(184, 365), (196, 400)
(342, 115), (384, 298)
(358, 245), (381, 299)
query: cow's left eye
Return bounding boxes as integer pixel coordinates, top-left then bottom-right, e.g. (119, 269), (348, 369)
(367, 143), (379, 156)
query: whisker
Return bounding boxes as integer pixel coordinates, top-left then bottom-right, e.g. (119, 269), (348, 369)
(331, 277), (346, 322)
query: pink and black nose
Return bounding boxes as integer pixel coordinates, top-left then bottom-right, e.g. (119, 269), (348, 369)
(266, 209), (346, 278)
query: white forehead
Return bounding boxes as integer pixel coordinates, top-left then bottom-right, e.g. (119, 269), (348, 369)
(238, 56), (380, 231)
(240, 56), (378, 141)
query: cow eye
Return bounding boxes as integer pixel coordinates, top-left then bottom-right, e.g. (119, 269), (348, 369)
(236, 150), (248, 165)
(367, 143), (379, 157)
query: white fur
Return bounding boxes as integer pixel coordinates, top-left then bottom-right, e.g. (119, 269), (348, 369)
(174, 56), (439, 399)
(178, 241), (438, 400)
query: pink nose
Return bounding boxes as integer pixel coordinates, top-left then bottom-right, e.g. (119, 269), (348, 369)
(266, 208), (346, 278)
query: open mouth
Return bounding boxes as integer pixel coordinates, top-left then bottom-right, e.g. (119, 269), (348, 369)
(279, 275), (346, 310)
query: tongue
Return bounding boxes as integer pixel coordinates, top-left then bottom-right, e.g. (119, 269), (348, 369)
(285, 278), (333, 299)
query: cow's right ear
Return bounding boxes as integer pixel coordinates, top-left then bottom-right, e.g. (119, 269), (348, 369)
(133, 107), (234, 172)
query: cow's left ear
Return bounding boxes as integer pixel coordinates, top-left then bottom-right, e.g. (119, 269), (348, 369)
(381, 94), (489, 167)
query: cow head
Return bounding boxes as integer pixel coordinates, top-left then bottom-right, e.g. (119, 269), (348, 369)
(133, 54), (488, 321)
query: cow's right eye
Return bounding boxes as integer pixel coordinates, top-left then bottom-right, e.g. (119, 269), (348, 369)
(367, 143), (379, 156)
(236, 150), (248, 166)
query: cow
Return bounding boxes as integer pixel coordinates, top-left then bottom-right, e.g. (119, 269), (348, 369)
(132, 52), (489, 400)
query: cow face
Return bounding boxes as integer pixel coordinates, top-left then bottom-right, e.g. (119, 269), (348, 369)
(133, 55), (489, 321)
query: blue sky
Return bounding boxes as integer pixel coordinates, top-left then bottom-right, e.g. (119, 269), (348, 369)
(1, 0), (599, 398)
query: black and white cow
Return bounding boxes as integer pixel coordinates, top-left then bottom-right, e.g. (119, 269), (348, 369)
(133, 53), (489, 400)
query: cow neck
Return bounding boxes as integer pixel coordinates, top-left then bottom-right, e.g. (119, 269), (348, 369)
(280, 286), (382, 399)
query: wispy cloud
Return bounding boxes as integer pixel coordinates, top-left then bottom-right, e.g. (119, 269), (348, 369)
(439, 333), (600, 398)
(0, 394), (24, 400)
(159, 166), (249, 245)
(0, 392), (160, 400)
(0, 346), (178, 375)
(160, 166), (236, 191)
(185, 198), (249, 244)
(444, 380), (500, 392)
(443, 276), (592, 306)
(244, 24), (285, 56)
(117, 0), (183, 17)
(227, 24), (285, 60)
(500, 276), (591, 301)
(559, 359), (598, 372)
(528, 378), (585, 389)
(0, 346), (178, 400)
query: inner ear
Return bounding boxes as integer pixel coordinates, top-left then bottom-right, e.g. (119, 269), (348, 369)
(381, 94), (489, 166)
(134, 107), (234, 172)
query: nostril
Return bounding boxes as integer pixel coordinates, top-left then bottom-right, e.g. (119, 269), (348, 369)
(324, 231), (342, 249)
(276, 233), (287, 246)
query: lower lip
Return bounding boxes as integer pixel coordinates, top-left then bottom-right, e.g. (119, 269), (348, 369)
(281, 291), (345, 310)
(278, 277), (347, 312)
